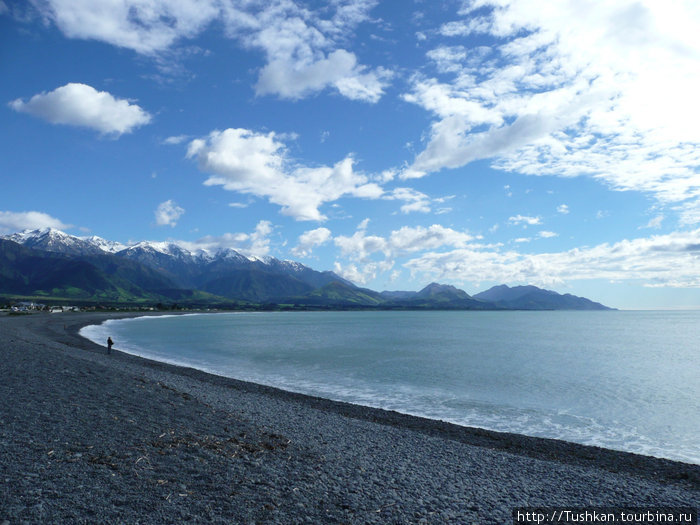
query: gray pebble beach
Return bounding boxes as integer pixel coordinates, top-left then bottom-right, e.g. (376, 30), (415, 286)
(1, 312), (697, 523)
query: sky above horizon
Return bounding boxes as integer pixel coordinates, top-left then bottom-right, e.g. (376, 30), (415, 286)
(2, 0), (700, 309)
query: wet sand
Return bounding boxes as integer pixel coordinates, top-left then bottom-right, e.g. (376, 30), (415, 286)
(1, 312), (697, 523)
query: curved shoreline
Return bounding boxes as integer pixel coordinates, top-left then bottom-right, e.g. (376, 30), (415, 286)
(70, 312), (700, 478)
(80, 311), (699, 467)
(1, 311), (698, 523)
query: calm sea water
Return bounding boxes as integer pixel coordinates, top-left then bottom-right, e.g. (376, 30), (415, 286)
(81, 310), (700, 464)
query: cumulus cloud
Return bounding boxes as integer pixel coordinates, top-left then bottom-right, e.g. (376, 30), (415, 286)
(329, 221), (700, 290)
(403, 229), (700, 289)
(256, 47), (391, 102)
(389, 224), (475, 254)
(331, 222), (477, 284)
(557, 204), (570, 214)
(154, 200), (185, 227)
(229, 0), (391, 102)
(333, 259), (394, 285)
(291, 227), (332, 257)
(187, 128), (383, 221)
(334, 222), (475, 261)
(10, 83), (151, 135)
(402, 1), (700, 221)
(0, 210), (72, 234)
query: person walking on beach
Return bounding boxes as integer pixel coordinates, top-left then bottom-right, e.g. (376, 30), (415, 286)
(107, 337), (113, 354)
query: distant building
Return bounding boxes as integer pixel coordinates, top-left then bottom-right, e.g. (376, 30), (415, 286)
(49, 305), (81, 313)
(12, 301), (46, 312)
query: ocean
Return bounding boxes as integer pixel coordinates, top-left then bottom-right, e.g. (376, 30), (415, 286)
(80, 310), (700, 464)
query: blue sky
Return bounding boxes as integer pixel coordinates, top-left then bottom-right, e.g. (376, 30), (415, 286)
(2, 0), (700, 309)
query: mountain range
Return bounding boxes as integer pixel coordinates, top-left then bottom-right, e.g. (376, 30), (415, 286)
(0, 228), (613, 310)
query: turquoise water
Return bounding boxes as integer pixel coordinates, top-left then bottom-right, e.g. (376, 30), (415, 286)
(81, 310), (700, 464)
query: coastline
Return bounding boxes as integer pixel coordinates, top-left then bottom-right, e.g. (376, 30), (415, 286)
(1, 311), (698, 523)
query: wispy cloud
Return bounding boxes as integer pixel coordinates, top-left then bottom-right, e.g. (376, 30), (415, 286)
(401, 1), (700, 222)
(640, 215), (664, 230)
(162, 134), (190, 145)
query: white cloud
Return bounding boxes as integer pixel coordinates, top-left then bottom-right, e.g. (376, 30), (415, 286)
(187, 128), (383, 221)
(382, 188), (456, 215)
(334, 222), (475, 262)
(385, 187), (432, 214)
(256, 48), (391, 102)
(332, 222), (476, 284)
(403, 228), (700, 289)
(240, 4), (391, 102)
(557, 204), (569, 214)
(508, 214), (541, 226)
(402, 1), (700, 221)
(0, 210), (72, 234)
(291, 227), (332, 257)
(389, 224), (474, 254)
(640, 215), (664, 230)
(10, 83), (151, 136)
(30, 0), (220, 55)
(335, 229), (388, 261)
(180, 220), (273, 257)
(249, 220), (273, 255)
(333, 260), (393, 285)
(163, 134), (190, 145)
(154, 200), (185, 227)
(538, 230), (558, 238)
(31, 1), (390, 101)
(426, 46), (468, 74)
(333, 219), (474, 283)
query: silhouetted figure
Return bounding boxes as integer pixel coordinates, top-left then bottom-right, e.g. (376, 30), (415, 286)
(107, 337), (113, 354)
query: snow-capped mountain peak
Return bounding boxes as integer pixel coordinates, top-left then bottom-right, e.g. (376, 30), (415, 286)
(81, 235), (127, 254)
(2, 228), (105, 256)
(1, 227), (353, 302)
(1, 228), (332, 277)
